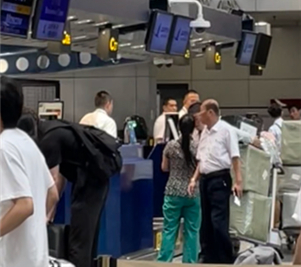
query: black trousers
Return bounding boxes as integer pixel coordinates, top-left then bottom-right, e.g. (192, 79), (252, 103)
(68, 168), (109, 267)
(200, 170), (233, 264)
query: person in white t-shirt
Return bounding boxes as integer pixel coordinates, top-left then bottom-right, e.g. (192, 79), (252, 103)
(0, 77), (58, 267)
(80, 91), (117, 138)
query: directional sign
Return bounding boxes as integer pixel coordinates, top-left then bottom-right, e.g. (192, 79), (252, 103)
(97, 28), (119, 61)
(205, 45), (222, 70)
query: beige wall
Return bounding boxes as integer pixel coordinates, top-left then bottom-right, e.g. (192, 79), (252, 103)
(31, 63), (157, 129)
(155, 26), (301, 108)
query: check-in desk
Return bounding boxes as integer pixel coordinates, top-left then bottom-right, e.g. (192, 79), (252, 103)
(147, 144), (169, 218)
(54, 144), (154, 258)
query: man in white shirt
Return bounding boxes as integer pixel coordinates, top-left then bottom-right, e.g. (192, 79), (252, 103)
(268, 103), (283, 152)
(80, 91), (117, 138)
(153, 97), (177, 143)
(188, 99), (242, 264)
(178, 90), (200, 118)
(0, 77), (58, 267)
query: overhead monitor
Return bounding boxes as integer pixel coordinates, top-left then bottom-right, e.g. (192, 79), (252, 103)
(236, 31), (257, 66)
(145, 10), (174, 54)
(1, 0), (34, 37)
(252, 33), (272, 67)
(164, 112), (179, 142)
(168, 15), (192, 56)
(32, 0), (70, 41)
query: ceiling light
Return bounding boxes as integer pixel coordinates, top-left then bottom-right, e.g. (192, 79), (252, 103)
(74, 19), (94, 25)
(256, 21), (268, 26)
(195, 53), (204, 58)
(119, 43), (132, 48)
(67, 15), (77, 21)
(112, 24), (125, 29)
(93, 21), (110, 27)
(191, 38), (203, 43)
(131, 45), (145, 49)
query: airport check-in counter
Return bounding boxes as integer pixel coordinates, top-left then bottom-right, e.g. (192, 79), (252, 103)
(54, 144), (154, 258)
(147, 144), (169, 218)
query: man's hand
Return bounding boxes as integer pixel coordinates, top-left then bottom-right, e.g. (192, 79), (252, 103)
(233, 179), (243, 198)
(188, 179), (197, 196)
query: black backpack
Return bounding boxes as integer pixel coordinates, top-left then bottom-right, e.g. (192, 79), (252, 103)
(42, 120), (122, 181)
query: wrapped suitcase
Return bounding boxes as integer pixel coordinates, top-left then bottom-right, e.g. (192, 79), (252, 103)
(281, 120), (301, 165)
(49, 257), (75, 267)
(232, 145), (271, 196)
(282, 192), (301, 229)
(230, 192), (272, 242)
(278, 166), (301, 194)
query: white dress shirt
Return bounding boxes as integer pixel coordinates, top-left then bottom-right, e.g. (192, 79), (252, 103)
(197, 120), (240, 174)
(178, 107), (188, 119)
(153, 113), (165, 141)
(268, 117), (283, 151)
(80, 108), (117, 138)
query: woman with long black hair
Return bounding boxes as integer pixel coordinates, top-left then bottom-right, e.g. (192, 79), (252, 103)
(157, 114), (201, 263)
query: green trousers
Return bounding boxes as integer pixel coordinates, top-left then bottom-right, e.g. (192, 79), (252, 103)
(157, 195), (201, 263)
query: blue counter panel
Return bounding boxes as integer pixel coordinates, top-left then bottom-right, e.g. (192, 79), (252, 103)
(54, 157), (153, 258)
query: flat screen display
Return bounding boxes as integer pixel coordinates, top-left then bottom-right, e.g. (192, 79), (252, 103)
(32, 0), (70, 41)
(1, 0), (34, 37)
(145, 10), (174, 54)
(252, 33), (272, 67)
(168, 16), (191, 56)
(236, 32), (257, 66)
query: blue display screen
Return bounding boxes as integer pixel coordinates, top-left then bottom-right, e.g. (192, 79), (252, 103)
(237, 32), (257, 65)
(0, 0), (33, 37)
(148, 12), (173, 53)
(169, 17), (191, 56)
(33, 0), (70, 41)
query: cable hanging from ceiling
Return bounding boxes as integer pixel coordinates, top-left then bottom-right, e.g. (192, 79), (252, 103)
(217, 0), (241, 12)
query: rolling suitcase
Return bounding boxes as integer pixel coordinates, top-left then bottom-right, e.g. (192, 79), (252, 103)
(49, 257), (75, 267)
(47, 224), (69, 260)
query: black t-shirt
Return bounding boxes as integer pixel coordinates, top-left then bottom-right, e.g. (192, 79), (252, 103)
(38, 121), (83, 181)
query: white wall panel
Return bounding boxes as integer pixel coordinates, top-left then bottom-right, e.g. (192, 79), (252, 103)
(192, 80), (249, 106)
(155, 65), (191, 81)
(59, 79), (75, 121)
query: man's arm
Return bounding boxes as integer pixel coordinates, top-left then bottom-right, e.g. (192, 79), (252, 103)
(50, 166), (66, 196)
(0, 197), (33, 237)
(226, 128), (243, 197)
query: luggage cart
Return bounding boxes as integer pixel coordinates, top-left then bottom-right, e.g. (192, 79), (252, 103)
(233, 167), (283, 258)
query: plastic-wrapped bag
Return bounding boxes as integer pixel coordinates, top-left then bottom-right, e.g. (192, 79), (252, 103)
(260, 131), (281, 165)
(292, 188), (301, 224)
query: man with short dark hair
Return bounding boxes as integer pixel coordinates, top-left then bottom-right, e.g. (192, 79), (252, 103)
(268, 102), (283, 151)
(80, 90), (117, 137)
(153, 97), (178, 143)
(0, 76), (58, 267)
(189, 99), (242, 264)
(288, 105), (301, 120)
(179, 90), (200, 118)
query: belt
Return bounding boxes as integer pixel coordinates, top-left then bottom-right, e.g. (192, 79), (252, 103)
(202, 169), (230, 179)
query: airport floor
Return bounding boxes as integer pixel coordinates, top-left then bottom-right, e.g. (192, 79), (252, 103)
(173, 241), (294, 264)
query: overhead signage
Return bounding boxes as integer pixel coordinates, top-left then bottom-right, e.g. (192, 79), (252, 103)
(96, 28), (119, 61)
(168, 16), (192, 56)
(0, 0), (34, 37)
(145, 11), (174, 54)
(32, 0), (70, 41)
(205, 45), (222, 70)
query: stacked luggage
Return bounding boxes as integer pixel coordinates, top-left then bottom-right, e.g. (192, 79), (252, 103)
(230, 145), (273, 243)
(278, 121), (301, 241)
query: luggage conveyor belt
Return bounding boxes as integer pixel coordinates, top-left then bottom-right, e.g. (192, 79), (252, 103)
(120, 218), (184, 261)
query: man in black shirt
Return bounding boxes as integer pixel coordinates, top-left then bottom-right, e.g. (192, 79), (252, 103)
(18, 115), (109, 267)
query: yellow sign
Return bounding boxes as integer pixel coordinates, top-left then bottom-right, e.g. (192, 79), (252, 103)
(62, 31), (71, 46)
(155, 232), (162, 251)
(184, 49), (190, 59)
(109, 37), (118, 52)
(214, 52), (221, 64)
(16, 5), (31, 15)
